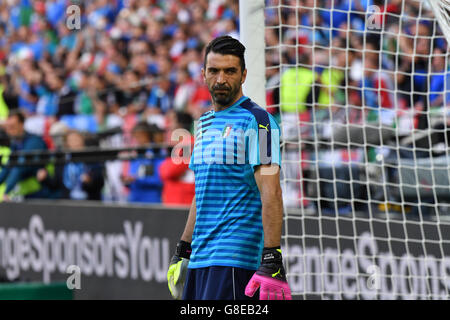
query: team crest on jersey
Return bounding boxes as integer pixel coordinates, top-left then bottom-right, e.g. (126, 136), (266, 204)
(222, 124), (233, 138)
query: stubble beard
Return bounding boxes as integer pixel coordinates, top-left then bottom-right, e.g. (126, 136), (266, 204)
(210, 82), (241, 109)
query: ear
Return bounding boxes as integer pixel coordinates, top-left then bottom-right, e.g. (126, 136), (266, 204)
(241, 69), (247, 84)
(201, 68), (206, 82)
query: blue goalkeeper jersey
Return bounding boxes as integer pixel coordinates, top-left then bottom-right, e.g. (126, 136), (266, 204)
(188, 96), (281, 270)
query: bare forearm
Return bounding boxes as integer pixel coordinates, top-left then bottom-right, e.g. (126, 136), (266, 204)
(181, 196), (196, 243)
(261, 190), (283, 248)
(254, 164), (284, 248)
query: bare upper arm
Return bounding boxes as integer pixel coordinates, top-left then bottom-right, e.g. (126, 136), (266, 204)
(254, 164), (282, 201)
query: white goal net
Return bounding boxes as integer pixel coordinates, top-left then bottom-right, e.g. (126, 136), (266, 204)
(263, 0), (450, 299)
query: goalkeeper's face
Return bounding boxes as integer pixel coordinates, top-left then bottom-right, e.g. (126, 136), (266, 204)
(203, 52), (247, 108)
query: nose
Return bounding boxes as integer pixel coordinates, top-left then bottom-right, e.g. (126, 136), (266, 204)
(216, 70), (226, 84)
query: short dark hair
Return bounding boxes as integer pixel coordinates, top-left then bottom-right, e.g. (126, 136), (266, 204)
(204, 36), (246, 73)
(132, 121), (163, 142)
(132, 121), (152, 135)
(8, 109), (25, 124)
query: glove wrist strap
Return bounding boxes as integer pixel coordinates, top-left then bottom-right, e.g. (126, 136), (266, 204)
(261, 247), (282, 264)
(176, 240), (192, 259)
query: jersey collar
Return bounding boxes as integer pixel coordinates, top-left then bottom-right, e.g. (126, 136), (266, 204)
(213, 96), (249, 114)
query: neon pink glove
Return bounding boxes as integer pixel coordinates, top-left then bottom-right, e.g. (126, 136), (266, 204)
(245, 247), (292, 300)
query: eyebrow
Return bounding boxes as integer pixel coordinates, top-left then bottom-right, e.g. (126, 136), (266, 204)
(207, 67), (238, 72)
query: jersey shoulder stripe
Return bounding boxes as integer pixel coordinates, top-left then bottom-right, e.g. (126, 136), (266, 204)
(239, 99), (274, 163)
(240, 99), (271, 128)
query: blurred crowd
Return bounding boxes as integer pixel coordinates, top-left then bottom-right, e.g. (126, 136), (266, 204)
(265, 0), (448, 143)
(264, 0), (450, 212)
(0, 0), (239, 204)
(0, 0), (448, 212)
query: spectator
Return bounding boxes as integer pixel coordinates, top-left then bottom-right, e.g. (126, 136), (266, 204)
(0, 129), (11, 200)
(0, 68), (12, 122)
(116, 69), (148, 112)
(121, 122), (164, 203)
(360, 50), (394, 110)
(159, 111), (195, 206)
(173, 67), (195, 111)
(39, 71), (76, 117)
(34, 121), (68, 199)
(16, 58), (39, 116)
(0, 74), (18, 119)
(429, 48), (449, 108)
(279, 47), (320, 141)
(398, 22), (432, 113)
(318, 40), (353, 109)
(61, 130), (104, 200)
(146, 76), (175, 115)
(0, 110), (48, 201)
(0, 0), (444, 208)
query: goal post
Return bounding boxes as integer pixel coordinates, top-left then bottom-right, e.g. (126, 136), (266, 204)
(239, 0), (267, 108)
(238, 0), (450, 299)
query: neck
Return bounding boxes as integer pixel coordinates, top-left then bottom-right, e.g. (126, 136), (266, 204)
(213, 91), (244, 112)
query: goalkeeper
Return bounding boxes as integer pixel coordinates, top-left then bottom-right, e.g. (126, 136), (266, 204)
(167, 36), (291, 300)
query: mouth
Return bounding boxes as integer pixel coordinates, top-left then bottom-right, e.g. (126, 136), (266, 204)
(213, 86), (230, 92)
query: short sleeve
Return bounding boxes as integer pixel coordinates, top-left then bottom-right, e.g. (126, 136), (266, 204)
(247, 112), (281, 171)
